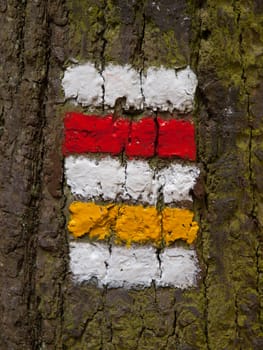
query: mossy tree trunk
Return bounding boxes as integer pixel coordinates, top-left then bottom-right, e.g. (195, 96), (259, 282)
(0, 1), (262, 349)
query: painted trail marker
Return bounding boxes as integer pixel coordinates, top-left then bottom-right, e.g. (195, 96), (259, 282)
(62, 63), (197, 112)
(62, 63), (200, 289)
(63, 113), (196, 160)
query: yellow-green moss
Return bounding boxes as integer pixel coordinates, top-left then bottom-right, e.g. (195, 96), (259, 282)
(190, 0), (263, 93)
(143, 23), (187, 69)
(67, 0), (189, 68)
(67, 0), (106, 65)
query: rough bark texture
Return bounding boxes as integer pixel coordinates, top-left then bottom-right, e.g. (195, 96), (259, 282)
(0, 0), (262, 349)
(0, 1), (68, 348)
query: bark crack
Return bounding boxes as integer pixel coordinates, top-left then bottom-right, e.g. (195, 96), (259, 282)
(135, 314), (145, 350)
(16, 0), (27, 88)
(22, 2), (55, 348)
(234, 0), (262, 343)
(98, 0), (108, 111)
(165, 306), (177, 347)
(193, 1), (211, 349)
(255, 244), (262, 331)
(139, 11), (146, 107)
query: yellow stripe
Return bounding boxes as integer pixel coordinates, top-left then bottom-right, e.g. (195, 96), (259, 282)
(162, 207), (198, 244)
(68, 202), (198, 246)
(116, 205), (162, 245)
(68, 202), (118, 239)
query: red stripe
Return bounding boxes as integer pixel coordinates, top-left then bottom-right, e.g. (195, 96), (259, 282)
(63, 112), (196, 160)
(157, 118), (196, 161)
(63, 113), (129, 155)
(126, 117), (156, 157)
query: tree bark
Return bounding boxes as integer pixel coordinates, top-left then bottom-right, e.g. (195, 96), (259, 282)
(0, 1), (262, 349)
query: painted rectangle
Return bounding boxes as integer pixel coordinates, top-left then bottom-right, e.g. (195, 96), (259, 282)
(105, 245), (160, 288)
(62, 63), (103, 106)
(162, 207), (199, 244)
(63, 62), (201, 290)
(65, 156), (200, 205)
(115, 205), (161, 245)
(63, 113), (196, 160)
(125, 117), (156, 157)
(62, 63), (197, 112)
(103, 64), (142, 109)
(157, 248), (200, 287)
(68, 202), (118, 239)
(68, 201), (198, 246)
(69, 242), (200, 289)
(157, 118), (196, 160)
(63, 113), (130, 155)
(142, 66), (197, 112)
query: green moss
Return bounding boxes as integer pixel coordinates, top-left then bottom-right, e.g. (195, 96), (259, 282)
(192, 0), (263, 96)
(143, 22), (187, 69)
(172, 287), (207, 349)
(67, 0), (189, 69)
(67, 0), (106, 65)
(103, 0), (123, 64)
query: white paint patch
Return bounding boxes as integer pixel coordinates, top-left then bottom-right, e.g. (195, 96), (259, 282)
(123, 160), (159, 204)
(157, 163), (200, 203)
(142, 66), (198, 112)
(65, 156), (199, 204)
(157, 247), (200, 288)
(69, 242), (109, 287)
(65, 156), (125, 201)
(103, 64), (142, 109)
(62, 63), (103, 107)
(104, 245), (160, 288)
(69, 242), (199, 288)
(62, 63), (197, 112)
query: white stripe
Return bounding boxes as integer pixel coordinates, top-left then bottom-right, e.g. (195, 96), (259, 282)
(62, 63), (103, 106)
(124, 160), (159, 204)
(104, 245), (160, 288)
(158, 249), (200, 287)
(65, 156), (125, 201)
(70, 242), (200, 289)
(158, 163), (200, 204)
(142, 66), (197, 112)
(62, 63), (197, 112)
(65, 156), (200, 205)
(69, 242), (108, 284)
(103, 64), (142, 109)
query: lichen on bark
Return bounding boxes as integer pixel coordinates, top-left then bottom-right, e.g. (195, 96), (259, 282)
(189, 0), (263, 348)
(0, 0), (262, 349)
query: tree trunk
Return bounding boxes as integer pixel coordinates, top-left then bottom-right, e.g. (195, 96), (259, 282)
(0, 1), (262, 349)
